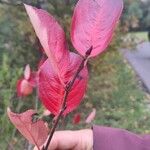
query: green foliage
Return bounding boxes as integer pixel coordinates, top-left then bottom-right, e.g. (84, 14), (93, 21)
(143, 1), (150, 27)
(129, 31), (149, 41)
(122, 0), (143, 29)
(0, 53), (43, 149)
(0, 53), (22, 149)
(122, 0), (150, 30)
(0, 5), (40, 68)
(88, 50), (150, 133)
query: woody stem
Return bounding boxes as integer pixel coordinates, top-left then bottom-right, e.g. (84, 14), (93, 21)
(43, 47), (92, 150)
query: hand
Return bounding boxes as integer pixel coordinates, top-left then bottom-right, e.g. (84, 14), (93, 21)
(34, 129), (93, 150)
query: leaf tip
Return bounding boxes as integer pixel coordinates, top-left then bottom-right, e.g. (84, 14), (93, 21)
(24, 3), (34, 14)
(23, 3), (29, 10)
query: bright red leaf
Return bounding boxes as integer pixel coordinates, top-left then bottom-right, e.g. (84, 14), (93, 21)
(73, 113), (81, 124)
(7, 108), (48, 148)
(38, 53), (88, 116)
(24, 4), (69, 79)
(71, 0), (123, 57)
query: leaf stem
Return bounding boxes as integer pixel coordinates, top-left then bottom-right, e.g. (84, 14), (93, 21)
(35, 88), (39, 110)
(43, 47), (92, 150)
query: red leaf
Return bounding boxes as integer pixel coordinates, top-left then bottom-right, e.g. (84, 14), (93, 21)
(28, 72), (38, 87)
(71, 0), (123, 57)
(17, 79), (23, 97)
(17, 79), (33, 97)
(85, 108), (96, 124)
(38, 53), (88, 116)
(17, 64), (37, 97)
(73, 113), (81, 124)
(24, 64), (31, 80)
(7, 108), (48, 148)
(24, 4), (69, 78)
(38, 55), (47, 69)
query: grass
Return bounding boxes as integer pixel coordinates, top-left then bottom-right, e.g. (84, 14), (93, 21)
(129, 31), (149, 42)
(122, 31), (148, 50)
(91, 50), (150, 133)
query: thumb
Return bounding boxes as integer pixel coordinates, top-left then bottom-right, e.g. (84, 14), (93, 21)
(33, 131), (73, 150)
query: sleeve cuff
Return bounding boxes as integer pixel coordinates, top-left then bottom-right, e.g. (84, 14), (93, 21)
(92, 125), (143, 150)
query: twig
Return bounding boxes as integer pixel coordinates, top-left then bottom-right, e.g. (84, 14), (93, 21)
(43, 46), (93, 150)
(35, 88), (39, 110)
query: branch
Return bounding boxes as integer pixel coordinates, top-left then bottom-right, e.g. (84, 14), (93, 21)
(43, 46), (93, 150)
(64, 0), (70, 5)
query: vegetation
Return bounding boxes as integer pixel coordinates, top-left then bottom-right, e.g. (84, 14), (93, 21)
(0, 0), (150, 149)
(130, 32), (149, 41)
(122, 0), (150, 31)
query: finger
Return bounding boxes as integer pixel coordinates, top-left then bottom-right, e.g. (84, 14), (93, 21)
(48, 131), (77, 150)
(33, 129), (93, 150)
(33, 130), (78, 150)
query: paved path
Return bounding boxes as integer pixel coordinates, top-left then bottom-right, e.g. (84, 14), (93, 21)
(123, 42), (150, 93)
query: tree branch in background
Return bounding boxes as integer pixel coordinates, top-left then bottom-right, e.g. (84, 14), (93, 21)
(0, 0), (20, 5)
(0, 0), (46, 7)
(64, 0), (70, 5)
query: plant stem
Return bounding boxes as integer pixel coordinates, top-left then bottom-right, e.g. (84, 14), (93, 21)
(35, 88), (39, 110)
(43, 47), (92, 150)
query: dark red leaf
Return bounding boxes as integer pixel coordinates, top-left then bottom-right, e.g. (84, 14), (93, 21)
(73, 113), (81, 124)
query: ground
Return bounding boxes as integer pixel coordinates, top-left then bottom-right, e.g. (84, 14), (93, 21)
(124, 42), (150, 93)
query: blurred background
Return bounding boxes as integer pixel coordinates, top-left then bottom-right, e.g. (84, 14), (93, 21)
(0, 0), (150, 149)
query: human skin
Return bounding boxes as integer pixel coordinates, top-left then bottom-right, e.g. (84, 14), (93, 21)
(34, 129), (93, 150)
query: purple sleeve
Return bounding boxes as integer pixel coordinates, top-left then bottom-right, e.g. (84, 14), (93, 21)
(93, 125), (150, 150)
